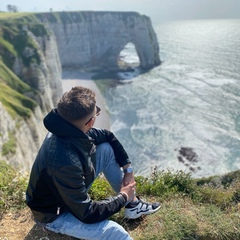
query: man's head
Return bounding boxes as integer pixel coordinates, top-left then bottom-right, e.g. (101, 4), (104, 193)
(57, 86), (99, 130)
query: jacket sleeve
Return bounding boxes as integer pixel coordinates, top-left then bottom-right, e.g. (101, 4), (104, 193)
(88, 128), (131, 167)
(52, 164), (126, 223)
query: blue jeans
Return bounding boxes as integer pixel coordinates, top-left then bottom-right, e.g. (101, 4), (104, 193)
(45, 143), (133, 240)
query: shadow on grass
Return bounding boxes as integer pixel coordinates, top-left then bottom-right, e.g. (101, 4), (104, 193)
(24, 224), (79, 240)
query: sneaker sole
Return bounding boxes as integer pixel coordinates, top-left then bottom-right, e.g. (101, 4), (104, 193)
(124, 205), (161, 219)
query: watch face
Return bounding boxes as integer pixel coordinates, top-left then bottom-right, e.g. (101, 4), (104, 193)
(124, 167), (133, 173)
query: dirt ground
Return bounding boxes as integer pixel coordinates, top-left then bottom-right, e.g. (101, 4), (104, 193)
(0, 208), (78, 240)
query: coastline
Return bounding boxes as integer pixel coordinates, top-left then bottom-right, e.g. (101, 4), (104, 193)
(61, 70), (110, 130)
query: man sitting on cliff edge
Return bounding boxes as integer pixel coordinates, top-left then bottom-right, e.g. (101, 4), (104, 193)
(26, 86), (160, 240)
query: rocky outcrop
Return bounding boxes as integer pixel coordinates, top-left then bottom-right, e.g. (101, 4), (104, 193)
(40, 11), (160, 71)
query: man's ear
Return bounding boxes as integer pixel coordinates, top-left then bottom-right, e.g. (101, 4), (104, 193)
(86, 117), (94, 127)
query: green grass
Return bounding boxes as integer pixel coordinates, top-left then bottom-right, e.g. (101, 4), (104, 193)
(1, 131), (17, 156)
(0, 37), (17, 56)
(0, 82), (36, 118)
(1, 160), (239, 239)
(0, 11), (85, 24)
(0, 12), (32, 20)
(90, 168), (240, 240)
(0, 60), (37, 118)
(0, 14), (46, 68)
(0, 59), (31, 92)
(0, 161), (28, 211)
(1, 24), (41, 67)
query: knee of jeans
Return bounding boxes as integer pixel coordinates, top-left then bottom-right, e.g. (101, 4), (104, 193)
(96, 142), (112, 151)
(96, 142), (114, 157)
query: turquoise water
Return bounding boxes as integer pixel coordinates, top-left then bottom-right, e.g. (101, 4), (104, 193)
(97, 19), (240, 178)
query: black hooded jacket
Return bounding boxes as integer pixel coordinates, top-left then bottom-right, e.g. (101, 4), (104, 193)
(26, 109), (131, 224)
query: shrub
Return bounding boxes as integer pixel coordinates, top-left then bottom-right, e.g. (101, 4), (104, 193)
(88, 175), (114, 200)
(135, 168), (196, 199)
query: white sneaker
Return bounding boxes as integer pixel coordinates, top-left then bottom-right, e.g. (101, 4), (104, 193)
(124, 197), (161, 219)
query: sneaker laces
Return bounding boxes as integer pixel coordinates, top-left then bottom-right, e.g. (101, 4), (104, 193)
(126, 197), (151, 209)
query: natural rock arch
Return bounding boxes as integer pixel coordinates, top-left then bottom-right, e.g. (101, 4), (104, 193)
(118, 42), (140, 69)
(47, 11), (160, 72)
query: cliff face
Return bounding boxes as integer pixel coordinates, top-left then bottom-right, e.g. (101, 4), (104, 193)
(0, 102), (46, 171)
(12, 27), (62, 110)
(0, 11), (160, 171)
(42, 11), (160, 70)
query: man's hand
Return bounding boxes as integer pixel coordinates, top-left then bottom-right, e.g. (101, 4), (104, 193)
(122, 172), (134, 186)
(120, 181), (136, 201)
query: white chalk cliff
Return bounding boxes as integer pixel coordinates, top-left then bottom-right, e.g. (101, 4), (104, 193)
(45, 11), (160, 70)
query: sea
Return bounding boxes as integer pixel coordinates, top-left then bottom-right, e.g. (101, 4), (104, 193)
(67, 19), (240, 178)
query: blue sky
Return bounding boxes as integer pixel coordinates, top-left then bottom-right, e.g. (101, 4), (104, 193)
(1, 0), (240, 23)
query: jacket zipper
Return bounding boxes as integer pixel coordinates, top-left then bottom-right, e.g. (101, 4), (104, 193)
(57, 207), (60, 215)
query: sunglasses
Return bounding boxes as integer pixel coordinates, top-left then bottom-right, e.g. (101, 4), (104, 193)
(84, 105), (101, 126)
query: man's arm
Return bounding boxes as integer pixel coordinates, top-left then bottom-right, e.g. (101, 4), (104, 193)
(52, 164), (127, 223)
(88, 128), (131, 167)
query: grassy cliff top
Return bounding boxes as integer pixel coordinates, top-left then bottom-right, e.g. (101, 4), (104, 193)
(0, 10), (143, 25)
(0, 160), (239, 239)
(0, 12), (32, 19)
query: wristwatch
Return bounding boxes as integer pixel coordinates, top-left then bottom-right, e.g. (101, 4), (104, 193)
(123, 167), (133, 174)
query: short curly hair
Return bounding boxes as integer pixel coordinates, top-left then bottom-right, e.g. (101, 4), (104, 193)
(57, 86), (96, 123)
